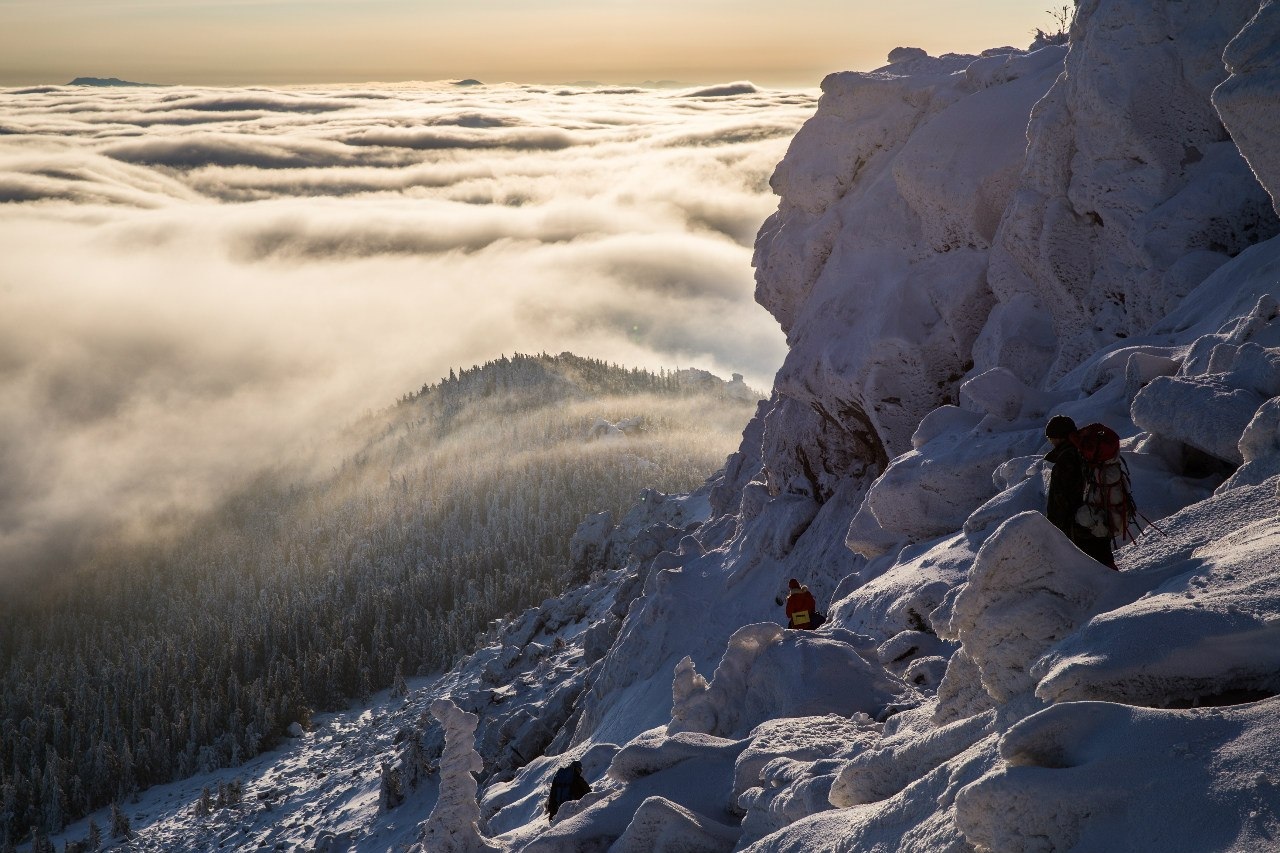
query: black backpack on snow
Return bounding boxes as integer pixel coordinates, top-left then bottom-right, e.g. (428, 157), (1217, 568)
(547, 765), (576, 818)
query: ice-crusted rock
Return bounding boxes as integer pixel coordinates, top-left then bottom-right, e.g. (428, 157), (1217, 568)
(732, 715), (878, 803)
(1215, 1), (1280, 214)
(830, 533), (974, 641)
(736, 755), (844, 846)
(1133, 297), (1280, 466)
(863, 417), (1044, 541)
(759, 394), (885, 503)
(755, 45), (1066, 462)
(943, 511), (1119, 702)
(1225, 396), (1280, 487)
(984, 0), (1279, 385)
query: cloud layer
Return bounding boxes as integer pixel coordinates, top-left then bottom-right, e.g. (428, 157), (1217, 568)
(0, 81), (813, 580)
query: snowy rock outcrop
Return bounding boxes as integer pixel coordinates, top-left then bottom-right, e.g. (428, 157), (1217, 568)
(984, 0), (1279, 384)
(943, 511), (1118, 703)
(1214, 0), (1280, 213)
(468, 10), (1280, 849)
(754, 44), (1067, 467)
(667, 624), (906, 739)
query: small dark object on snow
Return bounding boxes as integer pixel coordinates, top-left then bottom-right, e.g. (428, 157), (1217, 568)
(546, 760), (591, 820)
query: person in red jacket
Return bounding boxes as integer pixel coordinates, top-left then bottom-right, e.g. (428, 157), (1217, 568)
(783, 578), (819, 629)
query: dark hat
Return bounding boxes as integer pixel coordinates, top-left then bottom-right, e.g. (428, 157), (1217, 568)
(788, 578), (801, 589)
(1045, 415), (1077, 439)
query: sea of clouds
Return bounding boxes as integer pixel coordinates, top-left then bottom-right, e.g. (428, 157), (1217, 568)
(0, 80), (814, 581)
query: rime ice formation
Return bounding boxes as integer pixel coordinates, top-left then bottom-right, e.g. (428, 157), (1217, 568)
(985, 0), (1280, 385)
(414, 700), (501, 853)
(60, 2), (1280, 852)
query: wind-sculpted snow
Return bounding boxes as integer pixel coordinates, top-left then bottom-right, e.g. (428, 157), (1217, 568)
(668, 624), (907, 739)
(1033, 479), (1280, 708)
(754, 45), (1067, 469)
(956, 699), (1280, 852)
(943, 511), (1118, 703)
(0, 81), (809, 584)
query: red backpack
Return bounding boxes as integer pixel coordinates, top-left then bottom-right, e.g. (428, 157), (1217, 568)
(1071, 423), (1142, 544)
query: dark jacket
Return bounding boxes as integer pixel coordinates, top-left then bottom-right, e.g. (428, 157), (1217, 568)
(1045, 441), (1117, 569)
(1044, 442), (1085, 536)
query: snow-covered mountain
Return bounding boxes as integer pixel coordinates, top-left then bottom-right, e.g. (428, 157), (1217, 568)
(34, 0), (1280, 851)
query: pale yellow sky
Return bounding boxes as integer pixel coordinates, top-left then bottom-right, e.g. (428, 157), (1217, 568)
(0, 0), (1057, 87)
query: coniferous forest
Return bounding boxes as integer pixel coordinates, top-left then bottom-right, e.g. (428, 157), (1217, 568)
(0, 352), (758, 847)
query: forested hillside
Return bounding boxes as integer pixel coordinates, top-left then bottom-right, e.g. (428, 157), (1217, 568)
(0, 352), (758, 847)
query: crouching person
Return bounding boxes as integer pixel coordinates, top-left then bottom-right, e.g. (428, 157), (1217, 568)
(783, 578), (825, 629)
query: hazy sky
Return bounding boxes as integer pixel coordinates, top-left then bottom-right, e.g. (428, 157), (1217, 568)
(0, 0), (1055, 86)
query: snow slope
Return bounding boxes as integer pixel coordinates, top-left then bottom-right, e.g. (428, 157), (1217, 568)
(43, 1), (1280, 851)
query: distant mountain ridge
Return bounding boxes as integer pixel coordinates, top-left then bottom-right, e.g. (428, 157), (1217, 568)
(68, 76), (162, 87)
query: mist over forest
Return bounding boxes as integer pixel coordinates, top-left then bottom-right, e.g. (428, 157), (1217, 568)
(0, 352), (760, 842)
(0, 81), (813, 587)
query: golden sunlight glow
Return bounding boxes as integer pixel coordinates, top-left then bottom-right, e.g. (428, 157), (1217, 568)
(2, 0), (1050, 86)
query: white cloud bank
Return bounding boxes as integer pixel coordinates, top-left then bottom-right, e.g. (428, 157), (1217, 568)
(0, 81), (812, 580)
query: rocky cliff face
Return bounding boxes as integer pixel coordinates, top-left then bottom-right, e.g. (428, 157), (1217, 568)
(437, 2), (1280, 850)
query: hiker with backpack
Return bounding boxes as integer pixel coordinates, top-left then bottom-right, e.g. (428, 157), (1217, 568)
(1043, 415), (1118, 569)
(546, 760), (591, 821)
(782, 578), (825, 629)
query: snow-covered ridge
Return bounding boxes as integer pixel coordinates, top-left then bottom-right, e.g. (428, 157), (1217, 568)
(462, 0), (1280, 848)
(49, 1), (1280, 851)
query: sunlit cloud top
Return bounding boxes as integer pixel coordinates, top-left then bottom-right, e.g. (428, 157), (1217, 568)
(0, 80), (812, 578)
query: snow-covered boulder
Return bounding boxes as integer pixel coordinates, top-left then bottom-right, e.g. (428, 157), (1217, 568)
(863, 420), (1043, 541)
(668, 624), (907, 739)
(985, 0), (1279, 384)
(943, 511), (1120, 702)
